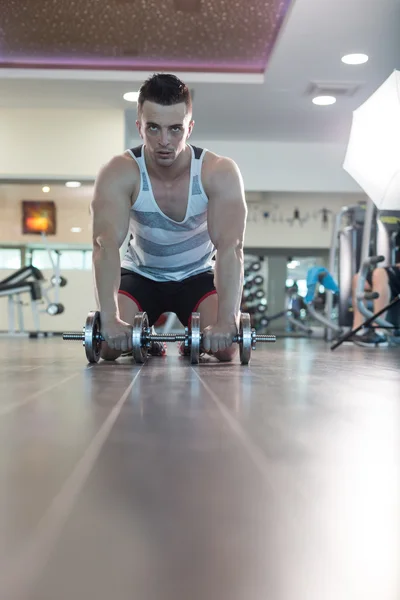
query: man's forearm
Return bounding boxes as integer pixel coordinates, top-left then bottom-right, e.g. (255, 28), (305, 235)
(214, 245), (244, 326)
(92, 243), (121, 319)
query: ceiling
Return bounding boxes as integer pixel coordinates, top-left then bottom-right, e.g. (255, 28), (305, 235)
(0, 0), (399, 144)
(0, 0), (291, 73)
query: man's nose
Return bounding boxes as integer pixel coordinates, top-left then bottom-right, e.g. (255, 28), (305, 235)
(159, 128), (170, 146)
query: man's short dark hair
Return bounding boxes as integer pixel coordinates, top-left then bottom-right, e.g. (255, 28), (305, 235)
(137, 73), (192, 116)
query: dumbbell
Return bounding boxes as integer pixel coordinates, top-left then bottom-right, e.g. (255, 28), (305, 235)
(63, 311), (276, 365)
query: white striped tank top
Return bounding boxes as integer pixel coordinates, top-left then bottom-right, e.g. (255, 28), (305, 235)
(121, 144), (216, 282)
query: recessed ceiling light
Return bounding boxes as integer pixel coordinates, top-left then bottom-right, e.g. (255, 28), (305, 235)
(123, 91), (139, 103)
(71, 227), (82, 233)
(341, 53), (369, 65)
(65, 181), (81, 188)
(42, 186), (50, 193)
(312, 95), (337, 106)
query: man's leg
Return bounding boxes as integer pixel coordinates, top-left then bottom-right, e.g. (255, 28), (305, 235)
(371, 268), (391, 317)
(196, 292), (238, 362)
(176, 271), (239, 362)
(351, 272), (371, 329)
(100, 268), (169, 361)
(353, 267), (391, 347)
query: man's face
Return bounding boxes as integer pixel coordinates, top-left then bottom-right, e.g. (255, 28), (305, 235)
(136, 101), (194, 167)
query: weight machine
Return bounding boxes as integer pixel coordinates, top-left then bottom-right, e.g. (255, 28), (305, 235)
(0, 234), (67, 335)
(331, 208), (400, 350)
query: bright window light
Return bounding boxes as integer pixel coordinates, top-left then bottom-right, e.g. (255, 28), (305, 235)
(0, 249), (21, 269)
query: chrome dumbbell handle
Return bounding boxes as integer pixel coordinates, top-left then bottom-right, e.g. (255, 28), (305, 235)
(63, 332), (92, 341)
(62, 332), (188, 342)
(62, 331), (276, 343)
(63, 311), (277, 365)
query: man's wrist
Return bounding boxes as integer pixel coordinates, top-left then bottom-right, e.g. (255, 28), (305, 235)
(216, 314), (239, 329)
(100, 310), (119, 323)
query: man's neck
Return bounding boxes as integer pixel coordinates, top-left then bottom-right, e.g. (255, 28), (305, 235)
(144, 145), (191, 182)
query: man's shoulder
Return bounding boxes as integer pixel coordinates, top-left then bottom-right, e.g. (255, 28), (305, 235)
(202, 151), (242, 191)
(203, 150), (238, 171)
(98, 152), (140, 185)
(93, 153), (140, 205)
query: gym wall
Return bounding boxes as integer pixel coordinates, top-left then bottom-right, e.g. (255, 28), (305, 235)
(1, 107), (361, 194)
(243, 191), (366, 248)
(0, 185), (366, 248)
(128, 136), (362, 194)
(0, 108), (124, 179)
(0, 183), (93, 246)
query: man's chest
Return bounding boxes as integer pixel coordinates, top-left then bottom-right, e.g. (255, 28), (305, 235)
(151, 174), (191, 223)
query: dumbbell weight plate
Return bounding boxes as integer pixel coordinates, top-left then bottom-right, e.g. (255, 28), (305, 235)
(132, 312), (150, 364)
(84, 310), (102, 363)
(239, 312), (252, 365)
(190, 313), (201, 364)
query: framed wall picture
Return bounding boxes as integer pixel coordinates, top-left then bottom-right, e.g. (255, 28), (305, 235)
(22, 201), (57, 235)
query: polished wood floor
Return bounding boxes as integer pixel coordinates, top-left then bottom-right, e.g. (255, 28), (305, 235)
(0, 336), (399, 600)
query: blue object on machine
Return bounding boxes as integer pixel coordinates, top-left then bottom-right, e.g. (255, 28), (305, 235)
(305, 267), (339, 304)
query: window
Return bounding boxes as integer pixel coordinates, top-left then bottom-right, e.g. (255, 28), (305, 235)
(0, 249), (22, 270)
(30, 249), (91, 270)
(30, 250), (54, 270)
(83, 251), (93, 270)
(59, 251), (86, 270)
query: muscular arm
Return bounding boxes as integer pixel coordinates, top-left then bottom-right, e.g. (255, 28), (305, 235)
(207, 158), (247, 328)
(90, 156), (134, 320)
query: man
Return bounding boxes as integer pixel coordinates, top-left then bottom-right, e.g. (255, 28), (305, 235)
(351, 253), (400, 347)
(90, 73), (247, 361)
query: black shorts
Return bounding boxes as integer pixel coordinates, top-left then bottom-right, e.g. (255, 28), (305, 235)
(119, 268), (217, 326)
(366, 266), (400, 298)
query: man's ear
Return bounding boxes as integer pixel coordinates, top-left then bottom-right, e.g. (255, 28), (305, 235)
(187, 119), (195, 138)
(136, 119), (143, 139)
